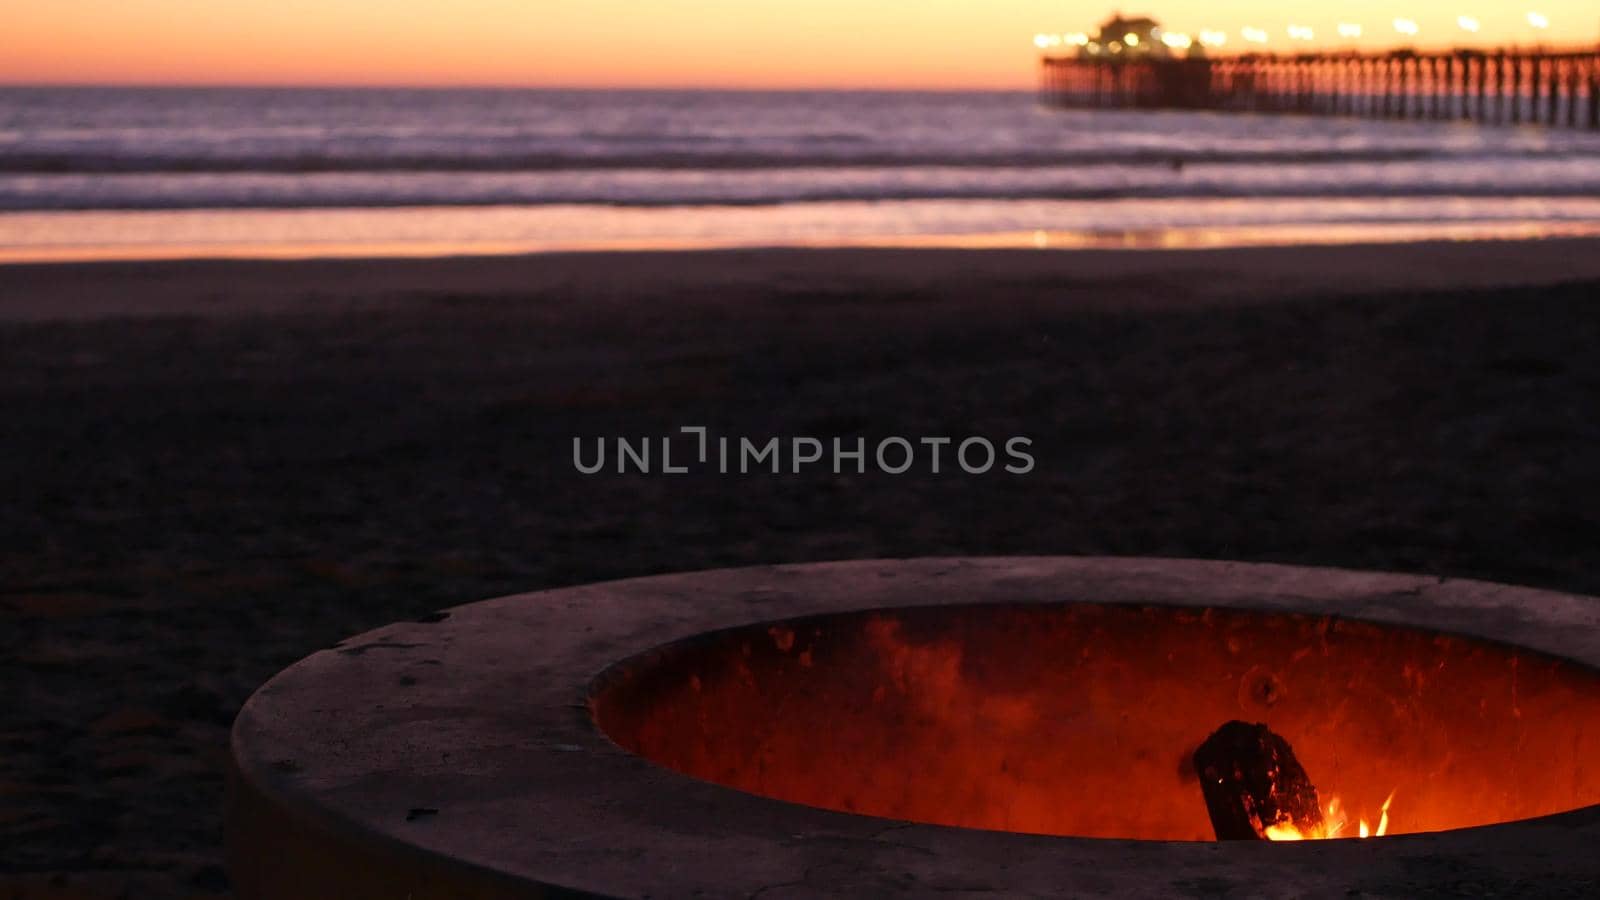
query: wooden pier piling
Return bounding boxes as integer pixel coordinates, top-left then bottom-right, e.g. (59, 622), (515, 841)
(1040, 46), (1600, 129)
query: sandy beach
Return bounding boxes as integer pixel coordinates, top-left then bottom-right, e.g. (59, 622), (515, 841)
(4, 240), (1600, 896)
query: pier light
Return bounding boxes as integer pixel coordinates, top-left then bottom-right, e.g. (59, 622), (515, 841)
(1287, 25), (1315, 41)
(1199, 30), (1228, 48)
(1337, 23), (1363, 39)
(1033, 33), (1051, 49)
(1161, 32), (1193, 50)
(1242, 27), (1269, 44)
(1456, 16), (1480, 33)
(1124, 33), (1140, 47)
(1526, 12), (1549, 30)
(1066, 33), (1090, 47)
(1393, 18), (1420, 36)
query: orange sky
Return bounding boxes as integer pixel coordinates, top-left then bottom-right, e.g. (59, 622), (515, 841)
(4, 2), (1596, 89)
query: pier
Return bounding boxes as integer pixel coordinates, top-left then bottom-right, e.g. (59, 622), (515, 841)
(1040, 48), (1600, 128)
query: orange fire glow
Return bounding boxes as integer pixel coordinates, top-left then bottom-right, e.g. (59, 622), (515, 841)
(1264, 789), (1395, 841)
(594, 604), (1600, 842)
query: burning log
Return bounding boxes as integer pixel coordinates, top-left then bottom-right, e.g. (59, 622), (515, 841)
(1193, 720), (1326, 841)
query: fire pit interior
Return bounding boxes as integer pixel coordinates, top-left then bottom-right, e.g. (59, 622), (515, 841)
(229, 560), (1600, 897)
(593, 603), (1600, 842)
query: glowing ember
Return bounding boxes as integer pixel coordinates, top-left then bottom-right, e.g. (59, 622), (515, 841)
(1194, 720), (1397, 842)
(1266, 790), (1396, 841)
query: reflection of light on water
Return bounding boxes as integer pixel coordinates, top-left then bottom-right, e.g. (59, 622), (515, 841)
(6, 198), (1600, 263)
(913, 221), (1600, 253)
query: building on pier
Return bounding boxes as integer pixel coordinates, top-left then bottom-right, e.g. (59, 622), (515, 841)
(1039, 40), (1600, 129)
(1090, 14), (1170, 58)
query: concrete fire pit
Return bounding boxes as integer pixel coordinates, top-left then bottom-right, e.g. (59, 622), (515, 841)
(228, 558), (1600, 898)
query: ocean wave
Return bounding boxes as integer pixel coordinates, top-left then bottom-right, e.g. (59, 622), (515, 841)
(0, 147), (1464, 175)
(4, 159), (1600, 211)
(5, 87), (1600, 214)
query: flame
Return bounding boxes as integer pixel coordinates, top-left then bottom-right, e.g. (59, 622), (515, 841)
(1265, 790), (1395, 841)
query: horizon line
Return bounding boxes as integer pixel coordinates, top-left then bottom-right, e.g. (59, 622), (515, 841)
(0, 80), (1036, 93)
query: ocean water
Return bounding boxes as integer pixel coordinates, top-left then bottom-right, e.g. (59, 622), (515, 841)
(4, 87), (1600, 260)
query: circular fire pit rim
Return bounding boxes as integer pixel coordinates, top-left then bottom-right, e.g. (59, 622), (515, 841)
(228, 557), (1600, 899)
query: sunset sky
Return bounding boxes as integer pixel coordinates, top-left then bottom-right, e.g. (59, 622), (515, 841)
(4, 2), (1596, 89)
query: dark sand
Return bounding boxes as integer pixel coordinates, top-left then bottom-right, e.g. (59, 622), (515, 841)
(3, 241), (1600, 896)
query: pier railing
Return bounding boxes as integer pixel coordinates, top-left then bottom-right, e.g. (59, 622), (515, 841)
(1040, 48), (1600, 128)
